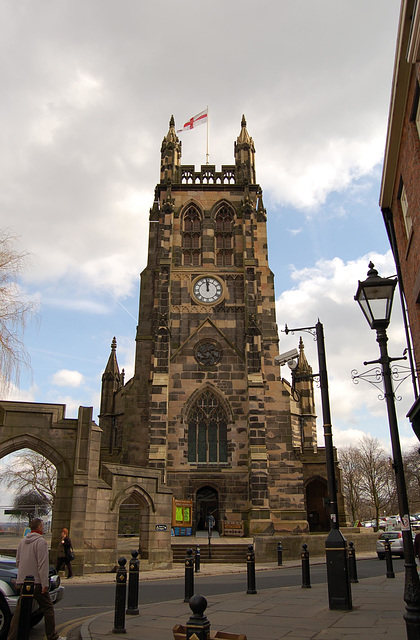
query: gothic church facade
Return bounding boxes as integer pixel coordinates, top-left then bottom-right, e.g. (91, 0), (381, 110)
(99, 116), (339, 536)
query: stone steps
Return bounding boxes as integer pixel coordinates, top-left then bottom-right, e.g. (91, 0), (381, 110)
(172, 543), (249, 563)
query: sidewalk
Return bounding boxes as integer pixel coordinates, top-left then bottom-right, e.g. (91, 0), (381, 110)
(77, 556), (407, 640)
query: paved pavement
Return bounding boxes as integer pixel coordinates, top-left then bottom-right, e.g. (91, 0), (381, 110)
(73, 555), (408, 640)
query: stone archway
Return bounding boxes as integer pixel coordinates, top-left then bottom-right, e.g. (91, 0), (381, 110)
(0, 401), (173, 573)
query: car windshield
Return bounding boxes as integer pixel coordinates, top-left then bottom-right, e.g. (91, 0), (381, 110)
(380, 533), (400, 540)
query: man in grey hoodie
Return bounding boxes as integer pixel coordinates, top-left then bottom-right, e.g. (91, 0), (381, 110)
(7, 517), (65, 640)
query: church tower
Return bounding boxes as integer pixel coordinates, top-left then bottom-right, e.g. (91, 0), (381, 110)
(99, 116), (322, 535)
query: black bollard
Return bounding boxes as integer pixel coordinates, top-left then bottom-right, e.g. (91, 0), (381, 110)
(195, 545), (201, 573)
(384, 539), (395, 579)
(246, 544), (257, 594)
(348, 541), (358, 583)
(113, 557), (127, 634)
(184, 548), (194, 602)
(17, 575), (35, 640)
(301, 544), (311, 588)
(277, 541), (283, 566)
(186, 594), (211, 640)
(126, 550), (140, 615)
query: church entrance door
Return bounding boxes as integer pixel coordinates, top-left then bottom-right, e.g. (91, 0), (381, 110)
(196, 486), (218, 532)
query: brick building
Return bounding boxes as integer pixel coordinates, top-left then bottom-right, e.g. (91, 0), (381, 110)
(379, 0), (420, 435)
(99, 116), (345, 536)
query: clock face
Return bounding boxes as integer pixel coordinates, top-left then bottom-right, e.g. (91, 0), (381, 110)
(193, 276), (223, 303)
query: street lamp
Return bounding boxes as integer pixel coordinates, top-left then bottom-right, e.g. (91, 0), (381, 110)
(355, 262), (420, 639)
(284, 321), (352, 611)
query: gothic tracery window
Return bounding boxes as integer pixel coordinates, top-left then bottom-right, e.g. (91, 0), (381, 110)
(188, 390), (228, 463)
(182, 206), (202, 266)
(215, 206), (234, 266)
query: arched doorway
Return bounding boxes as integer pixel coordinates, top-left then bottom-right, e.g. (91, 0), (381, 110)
(305, 477), (329, 532)
(196, 486), (219, 532)
(117, 492), (150, 558)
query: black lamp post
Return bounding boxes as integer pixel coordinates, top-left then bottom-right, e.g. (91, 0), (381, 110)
(284, 321), (352, 611)
(355, 262), (420, 639)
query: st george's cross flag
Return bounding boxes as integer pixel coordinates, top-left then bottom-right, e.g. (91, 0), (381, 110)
(177, 108), (208, 133)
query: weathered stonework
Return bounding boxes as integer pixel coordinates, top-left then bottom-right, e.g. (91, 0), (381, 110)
(99, 116), (342, 537)
(0, 118), (346, 575)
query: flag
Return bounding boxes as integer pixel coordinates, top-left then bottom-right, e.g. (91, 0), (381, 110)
(177, 108), (208, 133)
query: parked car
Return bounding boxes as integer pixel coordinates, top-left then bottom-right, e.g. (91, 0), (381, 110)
(0, 555), (64, 640)
(376, 531), (414, 559)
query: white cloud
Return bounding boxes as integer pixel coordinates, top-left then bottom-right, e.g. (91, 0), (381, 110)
(51, 370), (84, 388)
(0, 0), (400, 296)
(276, 252), (416, 445)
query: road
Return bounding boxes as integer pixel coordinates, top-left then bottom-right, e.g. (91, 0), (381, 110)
(28, 557), (402, 639)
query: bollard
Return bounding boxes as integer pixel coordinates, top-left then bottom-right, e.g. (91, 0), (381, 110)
(184, 548), (194, 602)
(126, 550), (140, 615)
(113, 557), (127, 634)
(348, 541), (358, 583)
(277, 541), (283, 566)
(384, 539), (395, 579)
(301, 544), (311, 588)
(17, 575), (35, 640)
(246, 544), (257, 594)
(186, 594), (211, 640)
(195, 545), (201, 573)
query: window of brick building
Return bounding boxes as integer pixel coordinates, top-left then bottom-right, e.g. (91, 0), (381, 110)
(182, 206), (202, 266)
(400, 183), (413, 238)
(187, 390), (228, 463)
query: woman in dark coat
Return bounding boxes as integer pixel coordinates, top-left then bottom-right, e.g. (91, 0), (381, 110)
(56, 527), (73, 578)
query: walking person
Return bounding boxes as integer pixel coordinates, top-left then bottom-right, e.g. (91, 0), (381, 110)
(7, 517), (65, 640)
(56, 528), (73, 579)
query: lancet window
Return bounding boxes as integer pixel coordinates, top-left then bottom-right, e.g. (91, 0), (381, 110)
(215, 206), (234, 266)
(187, 390), (228, 463)
(182, 206), (202, 266)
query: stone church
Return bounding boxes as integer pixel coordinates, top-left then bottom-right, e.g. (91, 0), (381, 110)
(99, 115), (341, 538)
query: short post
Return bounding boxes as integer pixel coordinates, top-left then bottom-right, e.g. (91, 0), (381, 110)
(184, 548), (194, 603)
(246, 544), (257, 594)
(126, 550), (139, 615)
(277, 541), (283, 566)
(186, 594), (211, 640)
(195, 545), (201, 573)
(113, 557), (127, 634)
(301, 544), (311, 588)
(17, 575), (35, 640)
(348, 541), (358, 583)
(384, 540), (395, 579)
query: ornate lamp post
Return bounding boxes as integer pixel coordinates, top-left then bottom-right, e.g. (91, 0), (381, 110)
(355, 262), (420, 639)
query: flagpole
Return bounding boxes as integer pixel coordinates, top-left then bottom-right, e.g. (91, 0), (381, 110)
(206, 106), (209, 165)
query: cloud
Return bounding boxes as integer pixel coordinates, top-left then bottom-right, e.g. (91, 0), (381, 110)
(51, 370), (84, 387)
(0, 0), (400, 298)
(276, 251), (415, 446)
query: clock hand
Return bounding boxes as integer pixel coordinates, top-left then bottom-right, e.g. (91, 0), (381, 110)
(206, 278), (210, 292)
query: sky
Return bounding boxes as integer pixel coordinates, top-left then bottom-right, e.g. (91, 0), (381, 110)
(1, 0), (418, 491)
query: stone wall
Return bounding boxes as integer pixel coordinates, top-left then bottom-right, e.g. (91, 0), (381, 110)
(254, 529), (377, 562)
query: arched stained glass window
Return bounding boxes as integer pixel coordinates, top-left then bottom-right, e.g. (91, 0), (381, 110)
(215, 207), (234, 266)
(182, 206), (201, 266)
(188, 390), (228, 463)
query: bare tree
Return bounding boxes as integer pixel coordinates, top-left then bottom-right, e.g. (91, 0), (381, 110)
(0, 229), (36, 393)
(338, 446), (363, 523)
(357, 435), (391, 530)
(1, 449), (57, 506)
(404, 445), (420, 514)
